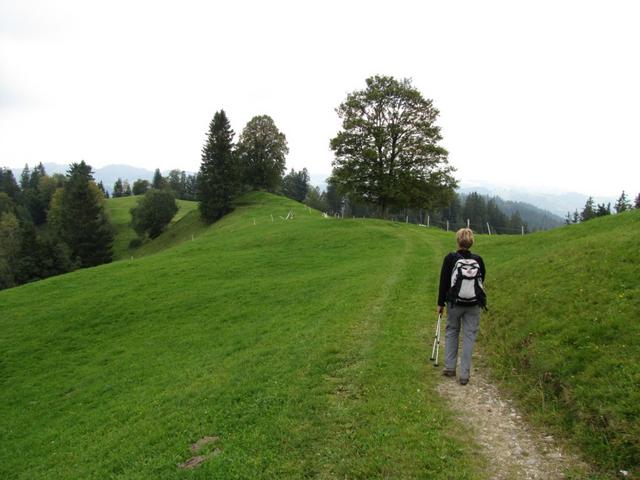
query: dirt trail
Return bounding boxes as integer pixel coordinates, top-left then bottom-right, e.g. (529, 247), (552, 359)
(436, 355), (588, 479)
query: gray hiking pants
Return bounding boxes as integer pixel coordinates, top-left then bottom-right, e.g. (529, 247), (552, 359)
(444, 304), (481, 380)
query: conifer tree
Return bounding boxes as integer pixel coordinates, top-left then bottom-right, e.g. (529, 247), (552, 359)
(152, 169), (166, 190)
(614, 191), (631, 213)
(0, 168), (20, 200)
(634, 192), (640, 209)
(198, 110), (239, 222)
(123, 181), (132, 196)
(54, 161), (114, 267)
(596, 202), (611, 217)
(581, 197), (596, 221)
(113, 178), (124, 197)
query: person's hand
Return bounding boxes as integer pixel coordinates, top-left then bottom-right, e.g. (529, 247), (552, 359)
(437, 305), (444, 316)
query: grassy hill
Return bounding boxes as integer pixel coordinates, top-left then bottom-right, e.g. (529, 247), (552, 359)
(0, 192), (485, 479)
(479, 209), (640, 476)
(1, 192), (637, 478)
(106, 195), (200, 260)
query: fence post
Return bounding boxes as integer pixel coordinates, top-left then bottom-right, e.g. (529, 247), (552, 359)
(467, 218), (470, 228)
(427, 215), (430, 228)
(487, 222), (491, 235)
(521, 225), (524, 236)
(406, 215), (408, 224)
(446, 220), (449, 232)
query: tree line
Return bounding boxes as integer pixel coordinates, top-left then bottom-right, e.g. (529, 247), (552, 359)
(565, 191), (639, 224)
(111, 168), (199, 200)
(0, 162), (114, 290)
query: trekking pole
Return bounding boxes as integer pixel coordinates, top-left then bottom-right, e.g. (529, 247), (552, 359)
(430, 313), (442, 366)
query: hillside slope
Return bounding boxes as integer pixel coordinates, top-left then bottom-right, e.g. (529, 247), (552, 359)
(479, 210), (640, 476)
(1, 192), (484, 479)
(106, 196), (200, 260)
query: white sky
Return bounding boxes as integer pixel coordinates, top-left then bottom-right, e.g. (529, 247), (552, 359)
(1, 0), (638, 197)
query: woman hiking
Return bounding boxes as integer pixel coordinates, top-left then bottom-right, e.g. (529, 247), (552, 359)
(437, 228), (486, 385)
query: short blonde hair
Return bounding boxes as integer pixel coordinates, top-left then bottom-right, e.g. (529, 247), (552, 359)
(456, 228), (474, 249)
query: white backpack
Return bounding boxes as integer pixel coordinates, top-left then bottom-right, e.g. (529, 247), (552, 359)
(449, 255), (487, 308)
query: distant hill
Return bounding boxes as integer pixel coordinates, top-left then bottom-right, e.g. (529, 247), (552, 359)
(459, 184), (617, 217)
(492, 196), (564, 230)
(11, 163), (156, 193)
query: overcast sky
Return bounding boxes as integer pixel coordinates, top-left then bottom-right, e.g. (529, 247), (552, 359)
(1, 0), (638, 196)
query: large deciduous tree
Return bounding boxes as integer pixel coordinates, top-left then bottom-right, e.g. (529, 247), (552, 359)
(130, 189), (178, 239)
(281, 168), (310, 202)
(198, 110), (239, 222)
(330, 75), (456, 218)
(238, 115), (288, 192)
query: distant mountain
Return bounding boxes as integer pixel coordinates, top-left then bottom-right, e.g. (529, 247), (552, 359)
(459, 184), (616, 217)
(11, 163), (156, 193)
(93, 164), (155, 192)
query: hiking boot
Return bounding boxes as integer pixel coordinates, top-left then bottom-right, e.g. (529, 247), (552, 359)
(459, 378), (469, 385)
(442, 369), (456, 377)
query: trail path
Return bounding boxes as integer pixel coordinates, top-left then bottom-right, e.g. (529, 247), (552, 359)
(436, 354), (587, 479)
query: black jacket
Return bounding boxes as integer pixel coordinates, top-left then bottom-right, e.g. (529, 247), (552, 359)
(437, 250), (486, 307)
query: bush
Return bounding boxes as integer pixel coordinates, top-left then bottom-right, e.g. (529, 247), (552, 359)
(129, 237), (144, 249)
(130, 189), (178, 239)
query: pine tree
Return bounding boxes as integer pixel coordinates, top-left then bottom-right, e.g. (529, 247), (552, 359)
(112, 178), (124, 197)
(152, 169), (166, 190)
(614, 191), (631, 213)
(123, 181), (132, 196)
(634, 193), (640, 209)
(20, 164), (30, 190)
(198, 110), (239, 222)
(572, 210), (580, 224)
(581, 197), (596, 221)
(54, 161), (114, 267)
(596, 203), (611, 217)
(0, 168), (20, 200)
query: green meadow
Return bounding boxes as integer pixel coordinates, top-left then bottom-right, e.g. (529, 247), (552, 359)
(1, 192), (638, 478)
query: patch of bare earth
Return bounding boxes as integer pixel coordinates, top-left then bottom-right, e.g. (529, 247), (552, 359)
(436, 356), (588, 480)
(178, 435), (221, 470)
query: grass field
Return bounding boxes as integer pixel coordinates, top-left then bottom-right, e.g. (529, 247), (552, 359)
(2, 192), (638, 478)
(1, 192), (485, 479)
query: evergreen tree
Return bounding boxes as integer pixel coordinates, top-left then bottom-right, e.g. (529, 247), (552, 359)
(112, 178), (124, 197)
(595, 202), (611, 217)
(509, 210), (527, 232)
(0, 168), (20, 200)
(462, 193), (487, 230)
(564, 211), (572, 225)
(634, 192), (640, 209)
(0, 212), (21, 289)
(614, 191), (631, 213)
(20, 164), (30, 190)
(486, 198), (508, 233)
(237, 115), (288, 192)
(152, 169), (166, 190)
(572, 210), (580, 224)
(198, 110), (239, 222)
(123, 180), (132, 196)
(581, 196), (596, 221)
(97, 181), (108, 198)
(53, 161), (114, 267)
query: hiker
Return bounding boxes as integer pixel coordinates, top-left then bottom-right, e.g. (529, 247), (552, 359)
(437, 228), (486, 385)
